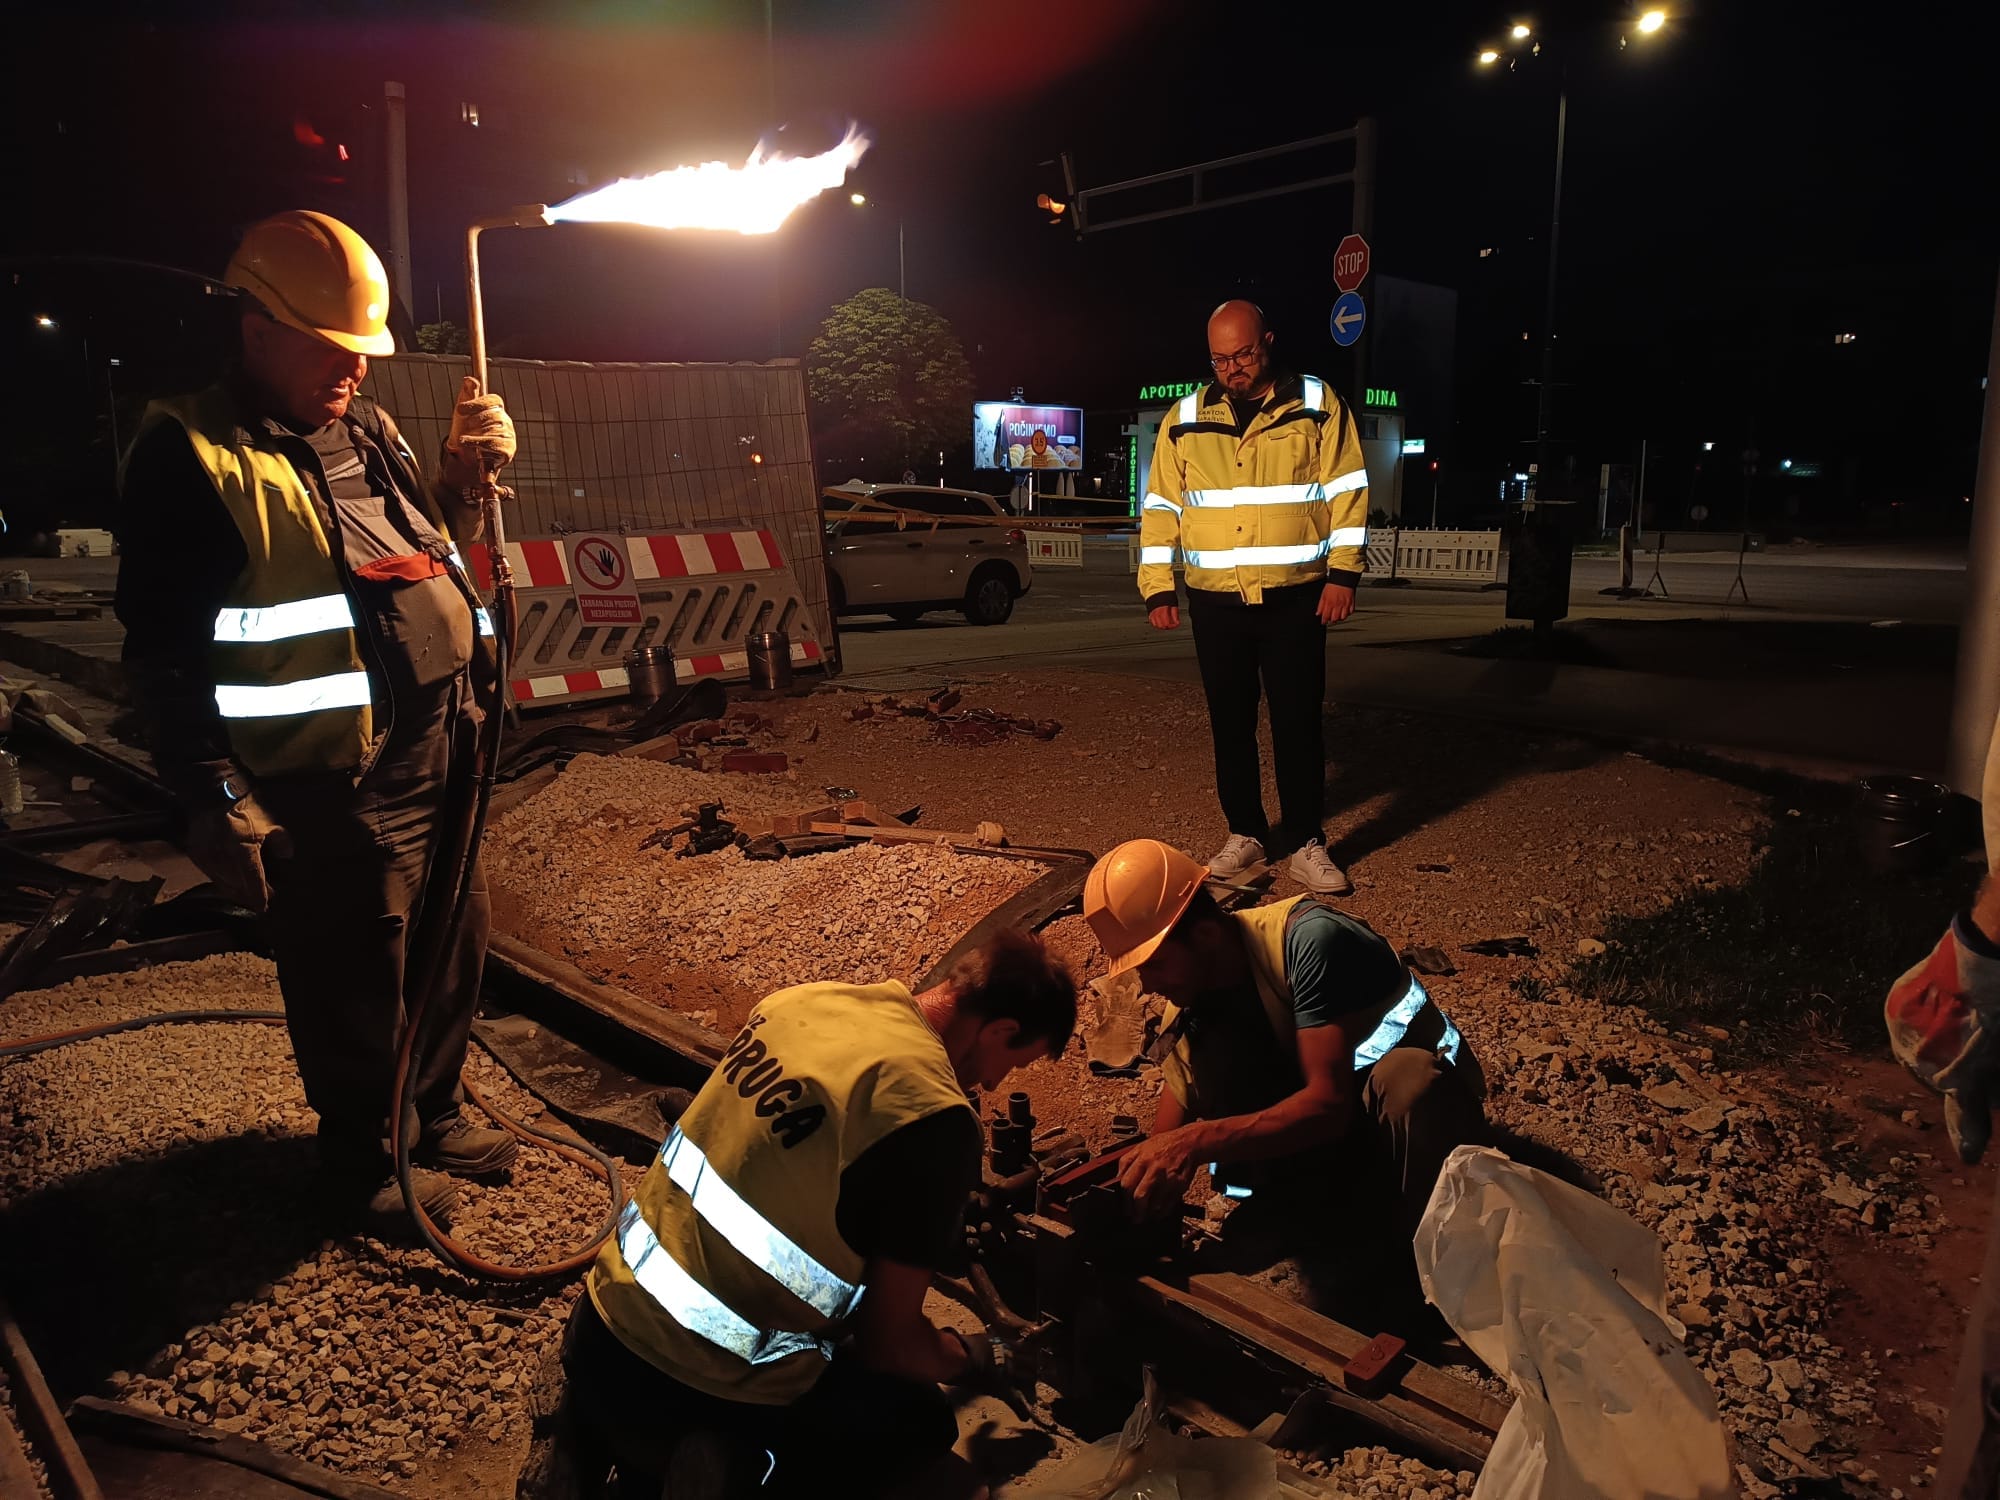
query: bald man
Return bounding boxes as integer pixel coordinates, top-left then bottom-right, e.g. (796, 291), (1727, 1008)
(1136, 302), (1372, 896)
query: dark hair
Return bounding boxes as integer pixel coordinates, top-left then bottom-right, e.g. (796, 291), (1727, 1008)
(1170, 887), (1228, 938)
(948, 928), (1078, 1057)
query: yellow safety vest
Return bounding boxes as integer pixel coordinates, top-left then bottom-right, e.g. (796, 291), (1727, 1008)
(589, 981), (974, 1405)
(1138, 374), (1371, 605)
(138, 388), (485, 778)
(1161, 896), (1463, 1117)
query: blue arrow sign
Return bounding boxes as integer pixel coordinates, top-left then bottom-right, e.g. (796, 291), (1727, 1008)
(1330, 292), (1366, 347)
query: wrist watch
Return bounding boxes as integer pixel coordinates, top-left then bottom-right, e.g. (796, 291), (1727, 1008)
(214, 775), (248, 810)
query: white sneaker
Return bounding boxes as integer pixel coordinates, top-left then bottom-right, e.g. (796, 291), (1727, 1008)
(1207, 834), (1266, 879)
(1288, 840), (1353, 896)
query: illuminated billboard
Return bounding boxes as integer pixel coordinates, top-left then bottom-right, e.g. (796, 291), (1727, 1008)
(973, 402), (1083, 473)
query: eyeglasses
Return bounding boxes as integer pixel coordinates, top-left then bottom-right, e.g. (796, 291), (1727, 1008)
(1208, 344), (1262, 371)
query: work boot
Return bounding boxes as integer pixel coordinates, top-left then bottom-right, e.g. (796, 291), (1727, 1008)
(1287, 840), (1353, 897)
(364, 1169), (460, 1237)
(1206, 834), (1266, 879)
(419, 1114), (521, 1178)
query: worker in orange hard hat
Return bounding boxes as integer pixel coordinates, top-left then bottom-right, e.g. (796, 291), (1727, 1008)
(115, 210), (518, 1232)
(1083, 839), (1486, 1291)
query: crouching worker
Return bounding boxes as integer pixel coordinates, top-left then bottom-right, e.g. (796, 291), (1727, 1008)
(518, 929), (1076, 1500)
(1082, 840), (1486, 1302)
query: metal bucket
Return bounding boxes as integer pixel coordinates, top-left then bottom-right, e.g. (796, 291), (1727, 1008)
(623, 644), (677, 708)
(1855, 775), (1950, 877)
(747, 631), (793, 691)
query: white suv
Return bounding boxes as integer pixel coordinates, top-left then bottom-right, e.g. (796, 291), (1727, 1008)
(822, 483), (1034, 626)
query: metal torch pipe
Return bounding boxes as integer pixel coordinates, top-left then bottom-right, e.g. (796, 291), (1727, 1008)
(383, 208), (627, 1285)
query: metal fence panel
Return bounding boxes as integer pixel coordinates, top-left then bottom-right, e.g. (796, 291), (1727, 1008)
(367, 353), (832, 700)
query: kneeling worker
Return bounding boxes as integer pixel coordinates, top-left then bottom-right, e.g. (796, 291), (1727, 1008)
(1083, 839), (1485, 1247)
(554, 930), (1076, 1499)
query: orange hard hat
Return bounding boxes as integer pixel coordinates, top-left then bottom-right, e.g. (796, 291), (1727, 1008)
(225, 210), (396, 356)
(1084, 838), (1209, 977)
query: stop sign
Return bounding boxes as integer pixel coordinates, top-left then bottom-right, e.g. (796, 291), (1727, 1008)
(1333, 233), (1371, 294)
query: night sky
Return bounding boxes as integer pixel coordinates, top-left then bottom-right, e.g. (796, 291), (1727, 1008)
(5, 0), (1996, 526)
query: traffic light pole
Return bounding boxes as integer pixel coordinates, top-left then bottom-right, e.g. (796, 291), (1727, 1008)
(1533, 84), (1567, 502)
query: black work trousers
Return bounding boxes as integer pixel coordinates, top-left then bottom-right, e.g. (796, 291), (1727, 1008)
(1217, 1045), (1487, 1343)
(257, 674), (488, 1170)
(557, 1294), (957, 1498)
(1188, 581), (1328, 854)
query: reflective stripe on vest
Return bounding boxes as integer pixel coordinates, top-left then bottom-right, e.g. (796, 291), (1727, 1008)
(1353, 977), (1465, 1070)
(1301, 376), (1326, 412)
(1142, 492), (1182, 515)
(1187, 483), (1322, 508)
(1185, 540), (1329, 569)
(1139, 545), (1176, 565)
(658, 1128), (864, 1322)
(614, 1200), (833, 1368)
(1176, 392), (1201, 424)
(214, 671), (374, 719)
(1325, 469), (1369, 496)
(213, 593), (356, 644)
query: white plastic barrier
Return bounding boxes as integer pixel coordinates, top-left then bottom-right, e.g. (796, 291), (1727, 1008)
(1023, 530), (1084, 567)
(1364, 528), (1502, 582)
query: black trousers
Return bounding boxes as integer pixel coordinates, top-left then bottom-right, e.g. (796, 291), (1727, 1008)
(559, 1295), (957, 1498)
(258, 675), (488, 1169)
(1187, 581), (1328, 854)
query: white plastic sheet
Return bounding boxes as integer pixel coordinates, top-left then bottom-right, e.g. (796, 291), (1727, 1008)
(1004, 1369), (1277, 1500)
(1413, 1146), (1732, 1500)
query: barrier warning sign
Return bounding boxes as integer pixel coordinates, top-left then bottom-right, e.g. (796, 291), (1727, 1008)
(566, 534), (643, 626)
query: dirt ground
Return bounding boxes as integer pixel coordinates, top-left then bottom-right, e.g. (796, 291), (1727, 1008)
(477, 666), (1990, 1494)
(3, 658), (1987, 1498)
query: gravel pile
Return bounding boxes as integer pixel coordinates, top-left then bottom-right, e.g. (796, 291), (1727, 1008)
(1451, 974), (1915, 1497)
(1279, 1446), (1474, 1498)
(0, 954), (614, 1487)
(490, 756), (1044, 1032)
(493, 752), (804, 833)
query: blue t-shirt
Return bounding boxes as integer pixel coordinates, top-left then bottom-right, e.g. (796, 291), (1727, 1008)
(1284, 900), (1407, 1031)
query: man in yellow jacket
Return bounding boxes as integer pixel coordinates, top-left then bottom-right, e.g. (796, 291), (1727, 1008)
(1084, 840), (1484, 1308)
(115, 211), (516, 1229)
(1140, 301), (1370, 895)
(540, 930), (1077, 1499)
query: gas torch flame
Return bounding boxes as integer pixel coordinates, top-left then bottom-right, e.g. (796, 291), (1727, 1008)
(546, 125), (871, 235)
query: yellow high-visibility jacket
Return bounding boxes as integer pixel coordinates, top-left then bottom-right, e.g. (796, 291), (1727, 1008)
(1138, 374), (1370, 606)
(589, 981), (973, 1405)
(131, 388), (491, 777)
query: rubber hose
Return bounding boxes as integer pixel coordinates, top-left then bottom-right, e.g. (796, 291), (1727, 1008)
(386, 509), (626, 1281)
(0, 1009), (286, 1059)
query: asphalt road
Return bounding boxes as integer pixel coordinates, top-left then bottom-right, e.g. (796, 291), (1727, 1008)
(833, 546), (1967, 682)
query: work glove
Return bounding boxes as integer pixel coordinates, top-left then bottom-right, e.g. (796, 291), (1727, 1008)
(184, 792), (292, 916)
(445, 375), (516, 467)
(1886, 914), (2000, 1163)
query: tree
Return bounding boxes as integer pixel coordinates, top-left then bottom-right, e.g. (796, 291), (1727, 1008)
(804, 290), (975, 467)
(413, 321), (470, 355)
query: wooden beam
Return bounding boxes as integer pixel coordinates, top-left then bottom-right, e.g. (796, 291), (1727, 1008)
(1130, 1274), (1505, 1474)
(0, 1296), (105, 1500)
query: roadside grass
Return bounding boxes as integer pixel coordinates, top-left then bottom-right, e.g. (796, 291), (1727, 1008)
(1568, 762), (1979, 1064)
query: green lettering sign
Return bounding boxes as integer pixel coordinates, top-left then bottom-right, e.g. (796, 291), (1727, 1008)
(1364, 387), (1399, 410)
(1138, 380), (1203, 403)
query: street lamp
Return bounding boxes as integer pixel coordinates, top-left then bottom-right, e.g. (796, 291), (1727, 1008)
(1474, 10), (1671, 501)
(847, 192), (905, 300)
(33, 315), (56, 329)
